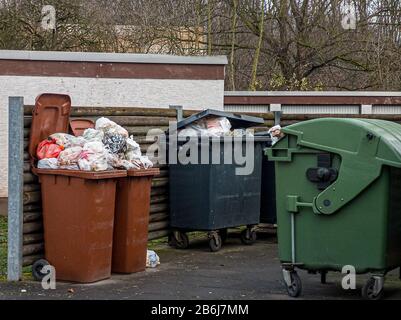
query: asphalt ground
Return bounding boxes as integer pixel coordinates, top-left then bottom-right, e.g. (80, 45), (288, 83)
(1, 231), (401, 300)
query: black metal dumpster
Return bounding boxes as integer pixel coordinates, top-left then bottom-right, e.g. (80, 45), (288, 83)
(168, 109), (268, 251)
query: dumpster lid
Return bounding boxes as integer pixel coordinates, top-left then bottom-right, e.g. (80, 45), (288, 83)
(28, 93), (72, 163)
(278, 118), (401, 167)
(176, 109), (264, 130)
(69, 119), (95, 136)
(267, 118), (401, 216)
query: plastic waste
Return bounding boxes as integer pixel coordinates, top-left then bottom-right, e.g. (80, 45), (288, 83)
(268, 125), (284, 145)
(50, 133), (86, 148)
(78, 141), (109, 172)
(37, 158), (59, 169)
(95, 117), (128, 137)
(58, 146), (83, 166)
(103, 133), (127, 155)
(82, 128), (104, 142)
(37, 138), (64, 160)
(146, 250), (160, 268)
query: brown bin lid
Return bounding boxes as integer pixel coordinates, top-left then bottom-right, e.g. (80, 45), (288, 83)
(33, 167), (127, 179)
(28, 93), (72, 163)
(69, 119), (95, 136)
(127, 168), (160, 177)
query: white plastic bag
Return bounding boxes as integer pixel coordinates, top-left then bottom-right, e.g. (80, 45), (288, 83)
(50, 133), (86, 148)
(95, 117), (128, 137)
(37, 158), (59, 169)
(58, 146), (83, 166)
(146, 250), (160, 268)
(78, 141), (109, 171)
(82, 128), (104, 142)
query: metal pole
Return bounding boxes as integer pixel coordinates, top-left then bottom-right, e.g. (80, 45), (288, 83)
(169, 105), (183, 122)
(7, 97), (24, 281)
(274, 111), (282, 126)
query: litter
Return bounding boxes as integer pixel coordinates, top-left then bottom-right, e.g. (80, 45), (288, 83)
(35, 117), (154, 172)
(37, 158), (59, 169)
(268, 125), (284, 144)
(36, 138), (64, 160)
(50, 133), (86, 148)
(78, 141), (109, 172)
(82, 128), (104, 142)
(95, 117), (128, 137)
(58, 146), (82, 166)
(146, 250), (160, 268)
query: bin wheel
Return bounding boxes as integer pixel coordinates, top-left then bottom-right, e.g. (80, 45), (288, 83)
(172, 231), (189, 249)
(219, 229), (228, 244)
(32, 259), (50, 281)
(209, 234), (222, 252)
(362, 277), (384, 300)
(284, 271), (302, 298)
(240, 228), (257, 245)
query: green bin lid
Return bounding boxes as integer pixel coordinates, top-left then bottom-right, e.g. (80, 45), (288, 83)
(279, 118), (401, 168)
(268, 118), (401, 215)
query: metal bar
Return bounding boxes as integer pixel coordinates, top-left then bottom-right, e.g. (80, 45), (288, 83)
(169, 105), (183, 122)
(291, 213), (296, 264)
(7, 97), (24, 281)
(274, 111), (282, 126)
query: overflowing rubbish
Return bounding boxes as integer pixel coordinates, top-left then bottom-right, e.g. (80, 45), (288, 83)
(146, 250), (160, 268)
(268, 125), (284, 144)
(36, 138), (64, 160)
(34, 117), (153, 171)
(178, 116), (258, 138)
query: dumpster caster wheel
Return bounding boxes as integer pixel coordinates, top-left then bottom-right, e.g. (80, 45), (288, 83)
(240, 228), (257, 245)
(283, 270), (302, 298)
(208, 233), (222, 252)
(362, 276), (384, 300)
(172, 231), (189, 249)
(320, 271), (327, 284)
(32, 259), (50, 281)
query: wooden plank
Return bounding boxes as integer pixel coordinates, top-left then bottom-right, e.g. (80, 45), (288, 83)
(23, 221), (43, 234)
(149, 212), (168, 223)
(150, 203), (168, 214)
(23, 204), (42, 213)
(23, 254), (44, 267)
(23, 212), (42, 223)
(23, 233), (44, 245)
(23, 191), (41, 205)
(23, 243), (44, 256)
(23, 184), (40, 192)
(148, 221), (169, 232)
(148, 229), (170, 240)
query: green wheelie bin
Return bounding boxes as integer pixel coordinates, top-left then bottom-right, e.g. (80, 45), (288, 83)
(266, 118), (401, 300)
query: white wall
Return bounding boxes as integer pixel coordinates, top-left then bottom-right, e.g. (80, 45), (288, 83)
(0, 75), (225, 197)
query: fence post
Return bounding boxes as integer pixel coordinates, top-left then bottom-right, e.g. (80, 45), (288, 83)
(169, 105), (183, 121)
(7, 97), (24, 281)
(361, 104), (373, 115)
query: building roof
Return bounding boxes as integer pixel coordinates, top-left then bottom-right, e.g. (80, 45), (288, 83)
(0, 50), (228, 65)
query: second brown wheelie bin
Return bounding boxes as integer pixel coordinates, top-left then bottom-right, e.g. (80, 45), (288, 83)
(67, 119), (160, 273)
(112, 168), (160, 273)
(29, 93), (126, 283)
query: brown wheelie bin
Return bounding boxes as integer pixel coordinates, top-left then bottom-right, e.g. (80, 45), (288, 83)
(112, 168), (160, 273)
(29, 93), (126, 283)
(67, 119), (160, 273)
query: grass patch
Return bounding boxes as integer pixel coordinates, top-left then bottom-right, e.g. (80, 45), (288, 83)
(0, 216), (32, 281)
(0, 216), (7, 280)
